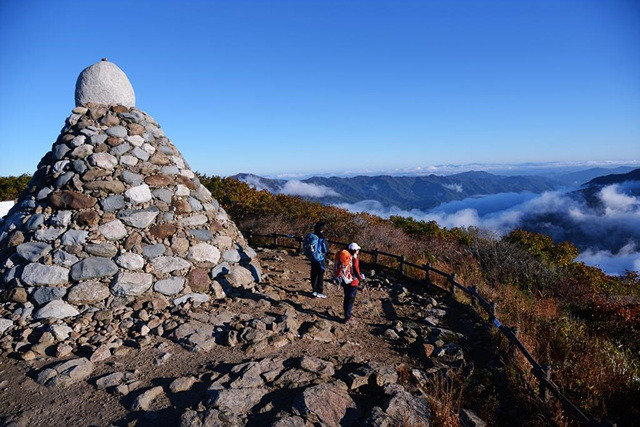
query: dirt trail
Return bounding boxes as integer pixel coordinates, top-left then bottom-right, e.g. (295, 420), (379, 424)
(0, 248), (516, 426)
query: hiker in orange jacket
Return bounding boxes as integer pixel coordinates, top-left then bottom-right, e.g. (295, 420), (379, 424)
(334, 242), (365, 323)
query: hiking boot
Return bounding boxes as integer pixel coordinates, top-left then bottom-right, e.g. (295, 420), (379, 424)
(345, 316), (356, 324)
(312, 292), (319, 297)
(317, 293), (327, 299)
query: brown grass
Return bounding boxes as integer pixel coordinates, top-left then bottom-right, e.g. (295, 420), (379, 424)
(419, 372), (463, 427)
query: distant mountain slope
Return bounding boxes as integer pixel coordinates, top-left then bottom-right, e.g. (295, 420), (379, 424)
(585, 168), (640, 186)
(554, 166), (638, 187)
(574, 168), (640, 211)
(232, 171), (560, 210)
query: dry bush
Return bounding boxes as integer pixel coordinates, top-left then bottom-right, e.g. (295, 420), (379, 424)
(418, 372), (462, 427)
(238, 214), (305, 237)
(469, 235), (562, 293)
(354, 220), (417, 254)
(477, 279), (640, 423)
(540, 319), (640, 420)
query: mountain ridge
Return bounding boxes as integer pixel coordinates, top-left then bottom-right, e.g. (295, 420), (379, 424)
(586, 168), (640, 187)
(232, 171), (561, 210)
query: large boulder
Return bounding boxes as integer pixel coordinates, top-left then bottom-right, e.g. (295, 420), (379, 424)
(294, 383), (358, 426)
(36, 358), (94, 387)
(381, 384), (431, 427)
(130, 386), (165, 411)
(206, 388), (269, 414)
(34, 300), (80, 319)
(217, 265), (257, 292)
(75, 59), (135, 107)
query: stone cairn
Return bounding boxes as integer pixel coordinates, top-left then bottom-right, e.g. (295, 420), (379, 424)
(0, 59), (260, 355)
(0, 61), (470, 427)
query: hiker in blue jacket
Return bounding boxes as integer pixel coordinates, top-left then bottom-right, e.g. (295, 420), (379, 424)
(306, 221), (328, 298)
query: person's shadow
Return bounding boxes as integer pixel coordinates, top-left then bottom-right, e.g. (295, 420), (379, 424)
(241, 284), (344, 323)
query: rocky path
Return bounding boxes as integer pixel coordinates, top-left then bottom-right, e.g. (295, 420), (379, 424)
(0, 248), (498, 427)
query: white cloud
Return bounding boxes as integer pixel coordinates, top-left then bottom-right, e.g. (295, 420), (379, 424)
(599, 184), (640, 214)
(334, 200), (394, 215)
(335, 183), (640, 274)
(443, 183), (463, 192)
(278, 181), (340, 198)
(0, 201), (14, 219)
(576, 243), (640, 275)
(333, 200), (480, 228)
(422, 209), (480, 228)
(238, 176), (271, 191)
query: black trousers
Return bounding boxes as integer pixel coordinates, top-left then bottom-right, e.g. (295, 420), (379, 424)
(310, 261), (325, 293)
(343, 283), (358, 319)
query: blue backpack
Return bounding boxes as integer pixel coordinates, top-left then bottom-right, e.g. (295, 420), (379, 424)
(303, 233), (324, 262)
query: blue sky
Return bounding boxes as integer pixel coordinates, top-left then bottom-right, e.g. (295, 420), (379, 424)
(1, 0), (639, 178)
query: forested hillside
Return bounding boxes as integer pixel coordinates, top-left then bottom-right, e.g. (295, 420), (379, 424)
(232, 171), (559, 209)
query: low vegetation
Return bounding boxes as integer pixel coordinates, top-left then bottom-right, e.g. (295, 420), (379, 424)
(0, 174), (30, 201)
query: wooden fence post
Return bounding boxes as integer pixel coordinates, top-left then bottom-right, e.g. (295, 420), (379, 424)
(539, 364), (551, 403)
(470, 285), (478, 308)
(449, 274), (457, 296)
(373, 249), (379, 267)
(248, 229), (253, 245)
(298, 238), (303, 255)
(274, 234), (279, 247)
(399, 255), (405, 276)
(490, 301), (497, 318)
(509, 326), (520, 358)
(424, 263), (431, 285)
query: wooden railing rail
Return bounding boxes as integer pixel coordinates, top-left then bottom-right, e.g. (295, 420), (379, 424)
(244, 230), (612, 426)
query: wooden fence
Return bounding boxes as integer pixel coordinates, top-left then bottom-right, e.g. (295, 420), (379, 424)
(245, 231), (613, 427)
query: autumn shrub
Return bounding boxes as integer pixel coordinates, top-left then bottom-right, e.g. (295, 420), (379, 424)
(200, 175), (374, 241)
(506, 229), (579, 267)
(389, 215), (448, 239)
(468, 233), (563, 293)
(0, 174), (31, 200)
(477, 279), (640, 422)
(469, 229), (640, 422)
(542, 317), (640, 420)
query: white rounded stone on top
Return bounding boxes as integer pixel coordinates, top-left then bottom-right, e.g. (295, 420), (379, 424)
(75, 59), (135, 107)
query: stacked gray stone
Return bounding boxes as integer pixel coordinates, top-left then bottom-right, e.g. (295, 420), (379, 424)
(0, 60), (260, 325)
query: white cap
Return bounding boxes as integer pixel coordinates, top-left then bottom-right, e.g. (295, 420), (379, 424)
(348, 242), (361, 251)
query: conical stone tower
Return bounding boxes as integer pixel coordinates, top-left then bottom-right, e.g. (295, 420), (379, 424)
(0, 59), (259, 322)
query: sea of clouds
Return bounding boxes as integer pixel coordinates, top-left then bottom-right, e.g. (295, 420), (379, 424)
(335, 182), (640, 275)
(278, 181), (340, 198)
(240, 177), (340, 198)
